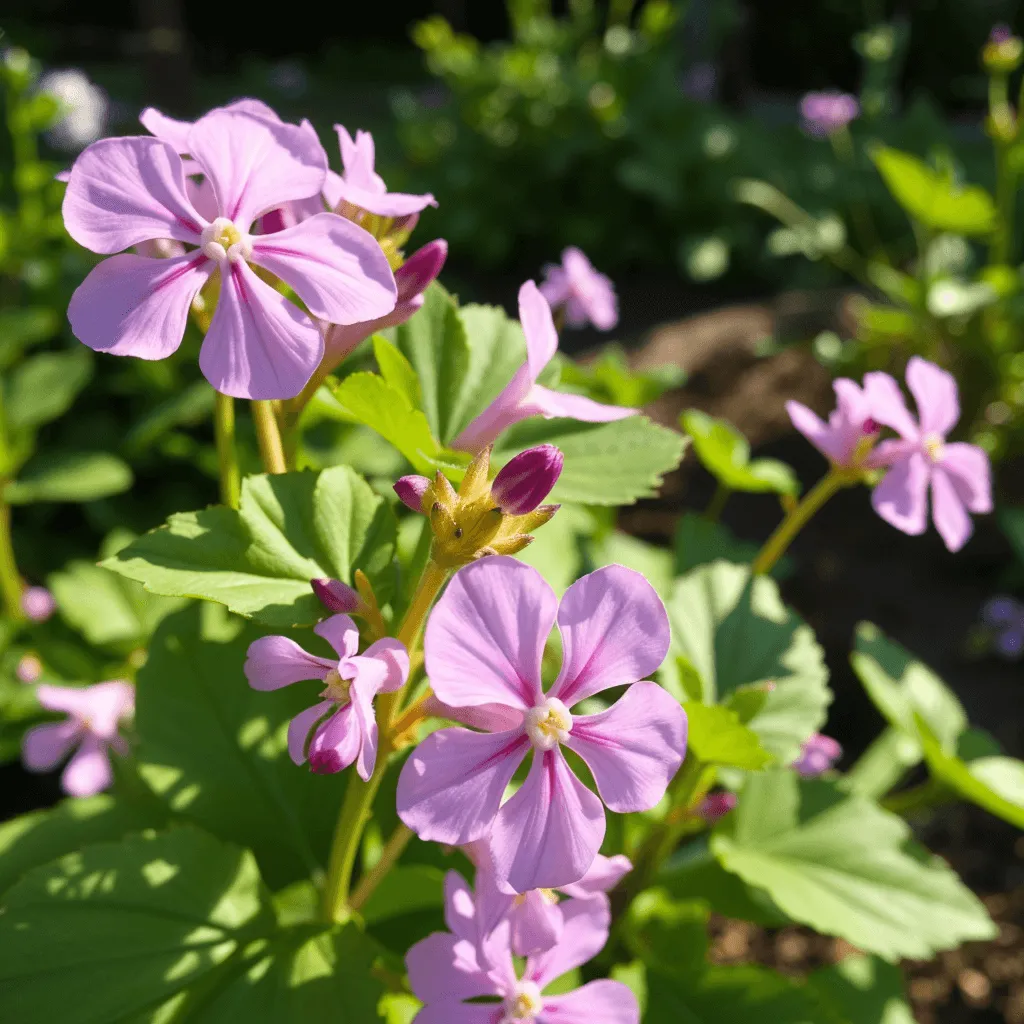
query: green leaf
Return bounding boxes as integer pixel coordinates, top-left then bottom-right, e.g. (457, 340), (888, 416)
(48, 559), (186, 648)
(102, 467), (396, 627)
(514, 503), (590, 595)
(842, 727), (922, 799)
(7, 451), (133, 504)
(495, 415), (687, 506)
(133, 604), (340, 889)
(685, 702), (773, 770)
(373, 334), (422, 410)
(712, 770), (996, 960)
(124, 380), (214, 454)
(555, 346), (687, 408)
(915, 717), (1024, 829)
(680, 410), (799, 496)
(360, 864), (445, 924)
(0, 795), (167, 896)
(0, 307), (59, 369)
(0, 827), (384, 1024)
(5, 348), (92, 432)
(871, 146), (997, 236)
(624, 890), (709, 976)
(808, 955), (915, 1024)
(663, 562), (830, 761)
(331, 371), (442, 474)
(675, 512), (765, 576)
(851, 621), (967, 753)
(588, 530), (675, 597)
(390, 281), (469, 444)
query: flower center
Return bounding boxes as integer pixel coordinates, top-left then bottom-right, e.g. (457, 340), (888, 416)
(923, 432), (945, 463)
(200, 216), (252, 263)
(320, 667), (352, 706)
(524, 698), (572, 751)
(503, 981), (543, 1022)
(513, 888), (558, 907)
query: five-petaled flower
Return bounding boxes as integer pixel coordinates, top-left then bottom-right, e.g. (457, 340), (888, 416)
(406, 869), (638, 1024)
(791, 733), (842, 777)
(452, 281), (636, 453)
(870, 357), (992, 552)
(63, 107), (397, 399)
(539, 247), (618, 331)
(244, 614), (408, 778)
(22, 681), (134, 797)
(396, 556), (687, 892)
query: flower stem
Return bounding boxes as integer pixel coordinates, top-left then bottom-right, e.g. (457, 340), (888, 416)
(750, 470), (846, 576)
(0, 497), (23, 620)
(213, 391), (240, 508)
(251, 400), (288, 474)
(881, 778), (950, 817)
(350, 824), (414, 912)
(704, 483), (731, 523)
(396, 559), (449, 652)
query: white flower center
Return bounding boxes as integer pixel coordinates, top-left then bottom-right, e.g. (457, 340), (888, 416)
(923, 432), (945, 463)
(320, 666), (352, 706)
(503, 981), (544, 1022)
(200, 216), (252, 263)
(524, 698), (572, 751)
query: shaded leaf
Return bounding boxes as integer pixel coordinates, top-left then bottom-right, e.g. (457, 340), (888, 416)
(7, 451), (133, 504)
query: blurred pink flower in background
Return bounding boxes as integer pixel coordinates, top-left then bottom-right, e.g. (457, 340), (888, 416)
(792, 733), (842, 777)
(20, 585), (56, 623)
(540, 247), (618, 331)
(800, 91), (860, 136)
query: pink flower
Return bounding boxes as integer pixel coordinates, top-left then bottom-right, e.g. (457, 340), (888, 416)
(870, 357), (992, 552)
(539, 248), (618, 331)
(800, 91), (859, 136)
(469, 840), (632, 957)
(22, 681), (134, 797)
(396, 557), (686, 892)
(791, 733), (842, 777)
(696, 790), (737, 824)
(21, 585), (56, 623)
(244, 615), (408, 778)
(320, 238), (448, 368)
(63, 108), (397, 399)
(786, 376), (889, 469)
(452, 282), (636, 453)
(16, 653), (43, 684)
(325, 125), (436, 218)
(406, 870), (638, 1024)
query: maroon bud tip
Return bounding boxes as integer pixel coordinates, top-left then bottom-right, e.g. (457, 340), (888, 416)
(394, 475), (432, 513)
(697, 791), (737, 824)
(309, 748), (344, 774)
(491, 445), (564, 516)
(395, 239), (448, 302)
(861, 417), (879, 435)
(311, 578), (360, 614)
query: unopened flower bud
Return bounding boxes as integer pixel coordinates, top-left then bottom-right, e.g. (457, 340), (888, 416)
(394, 475), (432, 513)
(311, 578), (361, 614)
(984, 24), (1024, 74)
(16, 653), (42, 684)
(395, 239), (448, 303)
(490, 445), (564, 515)
(792, 733), (842, 777)
(696, 790), (737, 824)
(21, 586), (56, 623)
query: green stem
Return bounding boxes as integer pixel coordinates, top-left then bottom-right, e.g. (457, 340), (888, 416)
(251, 400), (288, 474)
(350, 824), (413, 912)
(881, 778), (949, 816)
(751, 470), (847, 576)
(396, 559), (449, 653)
(993, 140), (1016, 265)
(704, 483), (731, 523)
(213, 391), (240, 508)
(0, 497), (23, 620)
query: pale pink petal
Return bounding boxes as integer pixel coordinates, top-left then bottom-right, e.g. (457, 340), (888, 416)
(522, 385), (637, 423)
(550, 565), (670, 707)
(940, 442), (993, 514)
(332, 125), (437, 216)
(360, 638), (411, 693)
(444, 871), (479, 942)
(449, 366), (533, 452)
(565, 683), (687, 813)
(22, 720), (82, 771)
(199, 259), (324, 400)
(63, 137), (203, 253)
(347, 669), (380, 781)
(307, 703), (361, 773)
(525, 896), (611, 988)
(866, 436), (918, 468)
(426, 698), (526, 733)
(244, 635), (334, 691)
(68, 252), (211, 359)
(871, 452), (930, 536)
(287, 699), (334, 765)
(186, 110), (326, 229)
(139, 108), (193, 152)
(406, 933), (497, 1004)
(864, 370), (919, 440)
(520, 280), (559, 381)
(540, 980), (639, 1024)
(35, 682), (132, 726)
(336, 126), (377, 190)
(560, 853), (632, 899)
(334, 181), (438, 218)
(786, 399), (845, 463)
(313, 614), (360, 659)
(61, 736), (113, 797)
(424, 557), (556, 711)
(413, 1004), (501, 1024)
(249, 213), (396, 324)
(539, 264), (571, 307)
(906, 356), (959, 437)
(73, 681), (135, 739)
(186, 176), (219, 222)
(489, 749), (605, 893)
(510, 890), (564, 957)
(397, 727), (530, 845)
(931, 466), (973, 552)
